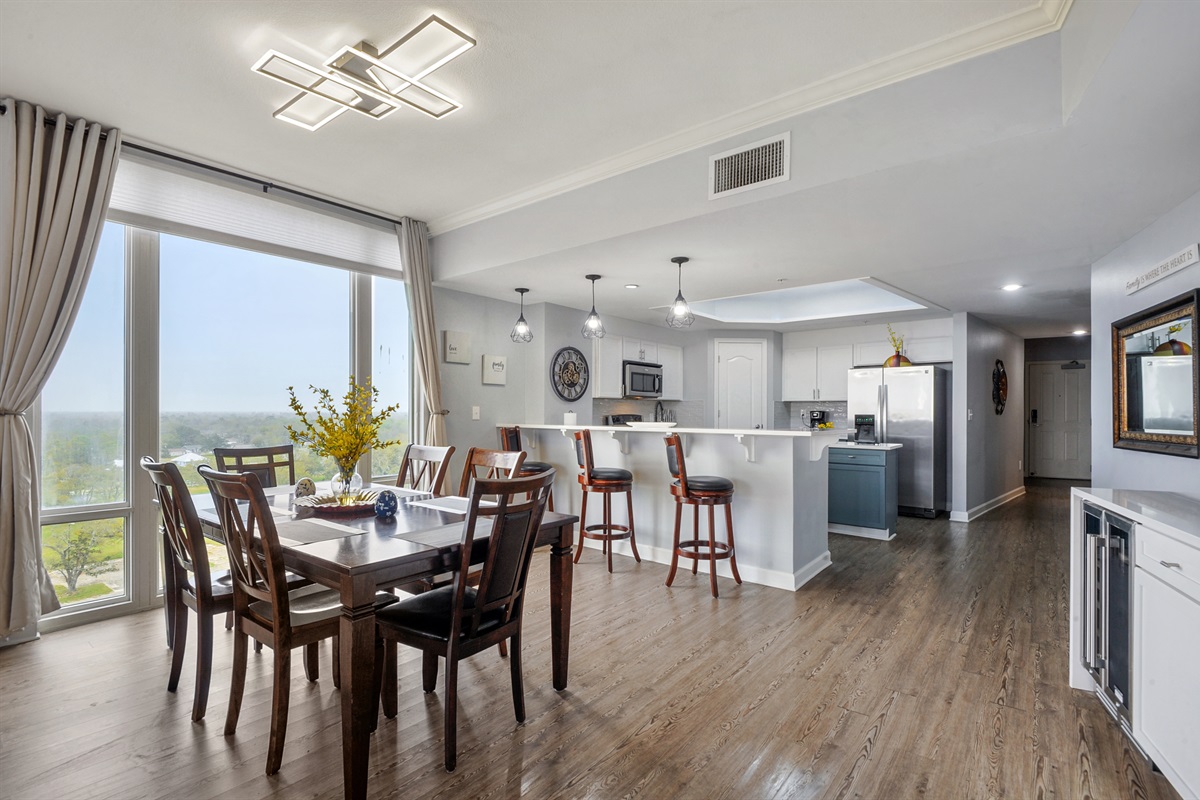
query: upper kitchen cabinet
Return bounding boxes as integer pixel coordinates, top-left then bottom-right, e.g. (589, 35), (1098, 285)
(659, 344), (683, 400)
(622, 338), (658, 364)
(593, 335), (625, 399)
(783, 344), (852, 401)
(853, 336), (952, 367)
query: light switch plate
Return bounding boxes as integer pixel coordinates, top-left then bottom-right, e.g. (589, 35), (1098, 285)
(471, 406), (480, 420)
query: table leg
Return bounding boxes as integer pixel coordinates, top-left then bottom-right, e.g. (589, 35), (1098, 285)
(339, 579), (378, 800)
(549, 520), (573, 691)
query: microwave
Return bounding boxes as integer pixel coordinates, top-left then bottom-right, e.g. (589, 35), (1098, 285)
(622, 360), (663, 398)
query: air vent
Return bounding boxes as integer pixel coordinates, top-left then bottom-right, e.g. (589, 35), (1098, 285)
(709, 133), (790, 199)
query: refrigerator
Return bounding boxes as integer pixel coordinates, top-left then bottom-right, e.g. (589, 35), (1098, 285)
(847, 365), (947, 518)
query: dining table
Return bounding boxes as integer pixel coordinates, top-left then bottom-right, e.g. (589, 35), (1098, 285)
(189, 483), (578, 800)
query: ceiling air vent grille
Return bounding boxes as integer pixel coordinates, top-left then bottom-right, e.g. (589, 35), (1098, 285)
(709, 133), (790, 199)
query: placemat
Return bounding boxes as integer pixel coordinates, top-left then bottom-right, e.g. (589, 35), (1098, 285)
(394, 518), (492, 548)
(406, 496), (496, 514)
(274, 517), (366, 545)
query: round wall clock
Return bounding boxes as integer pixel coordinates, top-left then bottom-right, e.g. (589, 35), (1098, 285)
(992, 359), (1008, 415)
(550, 346), (589, 402)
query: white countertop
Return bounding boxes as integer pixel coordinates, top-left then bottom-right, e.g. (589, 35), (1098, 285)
(511, 423), (843, 438)
(1072, 487), (1200, 543)
(829, 442), (903, 451)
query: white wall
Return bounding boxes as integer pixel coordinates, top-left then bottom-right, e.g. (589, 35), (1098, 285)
(1090, 188), (1200, 496)
(952, 312), (1026, 519)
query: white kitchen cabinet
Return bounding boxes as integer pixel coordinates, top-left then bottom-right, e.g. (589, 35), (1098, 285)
(622, 338), (658, 364)
(592, 335), (625, 399)
(1134, 525), (1200, 799)
(905, 336), (952, 363)
(659, 344), (683, 400)
(782, 345), (850, 401)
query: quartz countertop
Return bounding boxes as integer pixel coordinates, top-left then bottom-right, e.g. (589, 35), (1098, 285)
(830, 442), (904, 451)
(511, 423), (843, 438)
(1072, 487), (1200, 543)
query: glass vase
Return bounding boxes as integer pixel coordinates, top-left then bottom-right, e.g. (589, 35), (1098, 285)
(331, 467), (364, 504)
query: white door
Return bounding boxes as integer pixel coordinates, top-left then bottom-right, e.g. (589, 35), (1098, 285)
(1028, 362), (1091, 479)
(715, 340), (766, 429)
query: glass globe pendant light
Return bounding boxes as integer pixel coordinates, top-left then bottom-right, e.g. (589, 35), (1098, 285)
(581, 274), (606, 339)
(666, 256), (695, 328)
(510, 288), (533, 343)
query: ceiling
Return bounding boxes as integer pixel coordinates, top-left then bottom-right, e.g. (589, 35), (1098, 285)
(4, 1), (1200, 339)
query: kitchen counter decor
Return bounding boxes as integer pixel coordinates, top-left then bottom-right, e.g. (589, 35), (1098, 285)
(882, 323), (912, 367)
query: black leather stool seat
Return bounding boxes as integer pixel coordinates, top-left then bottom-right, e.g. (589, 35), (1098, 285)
(589, 467), (633, 482)
(675, 475), (733, 493)
(520, 460), (554, 474)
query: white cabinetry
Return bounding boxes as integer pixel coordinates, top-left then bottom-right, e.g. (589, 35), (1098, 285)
(782, 345), (851, 401)
(592, 336), (625, 399)
(1134, 525), (1200, 799)
(659, 344), (683, 400)
(622, 338), (658, 364)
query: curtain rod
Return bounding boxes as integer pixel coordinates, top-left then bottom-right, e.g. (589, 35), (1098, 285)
(0, 101), (404, 229)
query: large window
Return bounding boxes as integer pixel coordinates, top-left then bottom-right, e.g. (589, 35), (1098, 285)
(371, 275), (411, 477)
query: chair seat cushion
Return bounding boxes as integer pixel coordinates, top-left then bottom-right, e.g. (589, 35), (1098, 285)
(375, 585), (506, 642)
(249, 584), (397, 627)
(519, 460), (554, 474)
(676, 475), (734, 492)
(588, 467), (633, 482)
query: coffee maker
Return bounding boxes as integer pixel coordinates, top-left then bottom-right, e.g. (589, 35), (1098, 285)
(853, 414), (877, 443)
(808, 410), (827, 428)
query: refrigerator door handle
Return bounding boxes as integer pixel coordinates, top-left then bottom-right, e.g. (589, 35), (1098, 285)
(879, 384), (888, 442)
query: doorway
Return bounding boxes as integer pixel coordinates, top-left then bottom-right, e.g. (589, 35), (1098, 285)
(1027, 361), (1091, 480)
(715, 339), (767, 429)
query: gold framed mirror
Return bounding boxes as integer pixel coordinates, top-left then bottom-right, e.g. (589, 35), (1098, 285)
(1112, 288), (1199, 458)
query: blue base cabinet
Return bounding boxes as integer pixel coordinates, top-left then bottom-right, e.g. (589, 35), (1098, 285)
(828, 446), (899, 540)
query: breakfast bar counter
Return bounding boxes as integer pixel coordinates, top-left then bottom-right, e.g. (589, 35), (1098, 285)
(505, 424), (843, 591)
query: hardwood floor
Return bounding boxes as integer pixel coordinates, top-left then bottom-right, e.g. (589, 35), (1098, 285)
(0, 482), (1179, 799)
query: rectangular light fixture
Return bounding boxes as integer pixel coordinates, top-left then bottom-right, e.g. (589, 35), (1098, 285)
(327, 45), (462, 119)
(252, 51), (399, 120)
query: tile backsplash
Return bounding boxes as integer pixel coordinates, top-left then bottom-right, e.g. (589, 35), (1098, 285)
(776, 400), (850, 430)
(592, 398), (704, 427)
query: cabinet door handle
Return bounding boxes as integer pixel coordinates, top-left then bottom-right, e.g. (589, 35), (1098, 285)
(1160, 561), (1182, 569)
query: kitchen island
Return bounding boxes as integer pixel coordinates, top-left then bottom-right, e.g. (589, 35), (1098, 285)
(505, 424), (843, 591)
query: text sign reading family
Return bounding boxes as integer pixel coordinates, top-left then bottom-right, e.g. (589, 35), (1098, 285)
(1125, 244), (1198, 295)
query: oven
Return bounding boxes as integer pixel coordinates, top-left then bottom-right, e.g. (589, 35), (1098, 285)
(622, 360), (662, 399)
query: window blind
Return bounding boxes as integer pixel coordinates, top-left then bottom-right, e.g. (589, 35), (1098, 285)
(107, 149), (403, 276)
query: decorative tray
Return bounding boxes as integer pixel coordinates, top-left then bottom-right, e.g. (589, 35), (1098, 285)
(295, 490), (380, 515)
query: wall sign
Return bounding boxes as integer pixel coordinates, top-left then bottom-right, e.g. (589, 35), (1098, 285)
(482, 354), (507, 385)
(443, 330), (471, 364)
(1125, 244), (1198, 295)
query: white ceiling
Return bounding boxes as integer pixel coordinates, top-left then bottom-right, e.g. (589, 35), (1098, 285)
(3, 0), (1199, 339)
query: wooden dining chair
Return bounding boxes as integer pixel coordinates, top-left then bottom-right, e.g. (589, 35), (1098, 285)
(213, 444), (296, 489)
(198, 465), (398, 775)
(499, 426), (555, 511)
(396, 443), (455, 494)
(375, 470), (556, 771)
(456, 447), (526, 496)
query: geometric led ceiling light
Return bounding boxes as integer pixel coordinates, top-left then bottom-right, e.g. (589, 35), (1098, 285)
(252, 15), (475, 131)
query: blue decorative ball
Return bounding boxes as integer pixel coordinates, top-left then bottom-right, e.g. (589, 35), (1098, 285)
(374, 490), (398, 518)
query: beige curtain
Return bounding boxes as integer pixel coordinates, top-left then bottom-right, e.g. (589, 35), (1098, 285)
(0, 99), (121, 638)
(398, 218), (447, 446)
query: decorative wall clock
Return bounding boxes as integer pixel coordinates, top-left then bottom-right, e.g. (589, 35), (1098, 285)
(551, 346), (589, 402)
(993, 359), (1008, 415)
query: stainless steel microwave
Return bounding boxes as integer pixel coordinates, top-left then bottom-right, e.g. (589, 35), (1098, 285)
(622, 360), (662, 398)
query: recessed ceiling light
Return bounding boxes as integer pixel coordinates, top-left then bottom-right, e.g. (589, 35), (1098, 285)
(1073, 329), (1088, 335)
(1002, 284), (1023, 292)
(625, 284), (639, 289)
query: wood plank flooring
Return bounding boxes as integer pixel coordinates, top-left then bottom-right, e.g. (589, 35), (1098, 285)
(0, 482), (1180, 799)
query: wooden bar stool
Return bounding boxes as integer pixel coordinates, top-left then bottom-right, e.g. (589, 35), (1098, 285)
(573, 429), (640, 573)
(500, 426), (555, 511)
(663, 433), (742, 597)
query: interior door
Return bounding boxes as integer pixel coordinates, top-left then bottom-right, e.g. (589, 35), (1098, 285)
(1028, 362), (1091, 479)
(715, 340), (766, 429)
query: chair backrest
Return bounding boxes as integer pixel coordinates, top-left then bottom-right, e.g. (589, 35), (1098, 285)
(396, 443), (455, 494)
(457, 447), (526, 496)
(198, 465), (290, 625)
(213, 445), (296, 489)
(572, 429), (594, 477)
(663, 433), (690, 495)
(140, 457), (212, 591)
(451, 471), (555, 640)
(499, 426), (523, 453)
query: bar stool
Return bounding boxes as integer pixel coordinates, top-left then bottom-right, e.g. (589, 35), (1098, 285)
(573, 429), (640, 572)
(663, 432), (742, 597)
(499, 426), (555, 511)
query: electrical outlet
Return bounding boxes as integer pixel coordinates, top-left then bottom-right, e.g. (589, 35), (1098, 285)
(967, 409), (974, 421)
(471, 406), (480, 420)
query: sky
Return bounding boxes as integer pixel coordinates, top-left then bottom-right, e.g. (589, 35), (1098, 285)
(42, 222), (411, 414)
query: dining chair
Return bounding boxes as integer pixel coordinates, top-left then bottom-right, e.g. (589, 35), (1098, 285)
(213, 444), (296, 489)
(456, 447), (526, 496)
(396, 443), (455, 494)
(375, 470), (556, 771)
(499, 426), (555, 511)
(198, 465), (398, 775)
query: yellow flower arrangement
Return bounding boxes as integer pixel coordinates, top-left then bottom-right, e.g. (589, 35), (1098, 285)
(286, 377), (403, 498)
(886, 323), (904, 353)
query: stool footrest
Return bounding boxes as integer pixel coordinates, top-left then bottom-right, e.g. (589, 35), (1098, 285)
(583, 523), (633, 541)
(675, 539), (734, 559)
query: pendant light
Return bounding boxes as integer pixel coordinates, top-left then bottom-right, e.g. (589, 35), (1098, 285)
(666, 256), (695, 328)
(510, 288), (533, 343)
(581, 274), (606, 339)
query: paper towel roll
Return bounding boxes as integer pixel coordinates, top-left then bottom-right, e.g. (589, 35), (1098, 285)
(564, 411), (578, 425)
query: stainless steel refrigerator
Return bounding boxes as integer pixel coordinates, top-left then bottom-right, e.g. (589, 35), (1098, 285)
(847, 365), (947, 517)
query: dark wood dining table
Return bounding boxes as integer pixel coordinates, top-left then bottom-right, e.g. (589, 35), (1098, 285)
(191, 485), (577, 800)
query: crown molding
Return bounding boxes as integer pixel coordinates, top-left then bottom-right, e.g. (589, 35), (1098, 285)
(429, 0), (1074, 237)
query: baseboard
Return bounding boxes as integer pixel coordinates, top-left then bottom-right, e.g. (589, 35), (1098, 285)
(0, 623), (40, 648)
(949, 486), (1026, 522)
(829, 522), (896, 541)
(583, 541), (832, 592)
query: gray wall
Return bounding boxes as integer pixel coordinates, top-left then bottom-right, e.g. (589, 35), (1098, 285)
(1090, 188), (1200, 496)
(1026, 335), (1091, 363)
(952, 313), (1026, 516)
